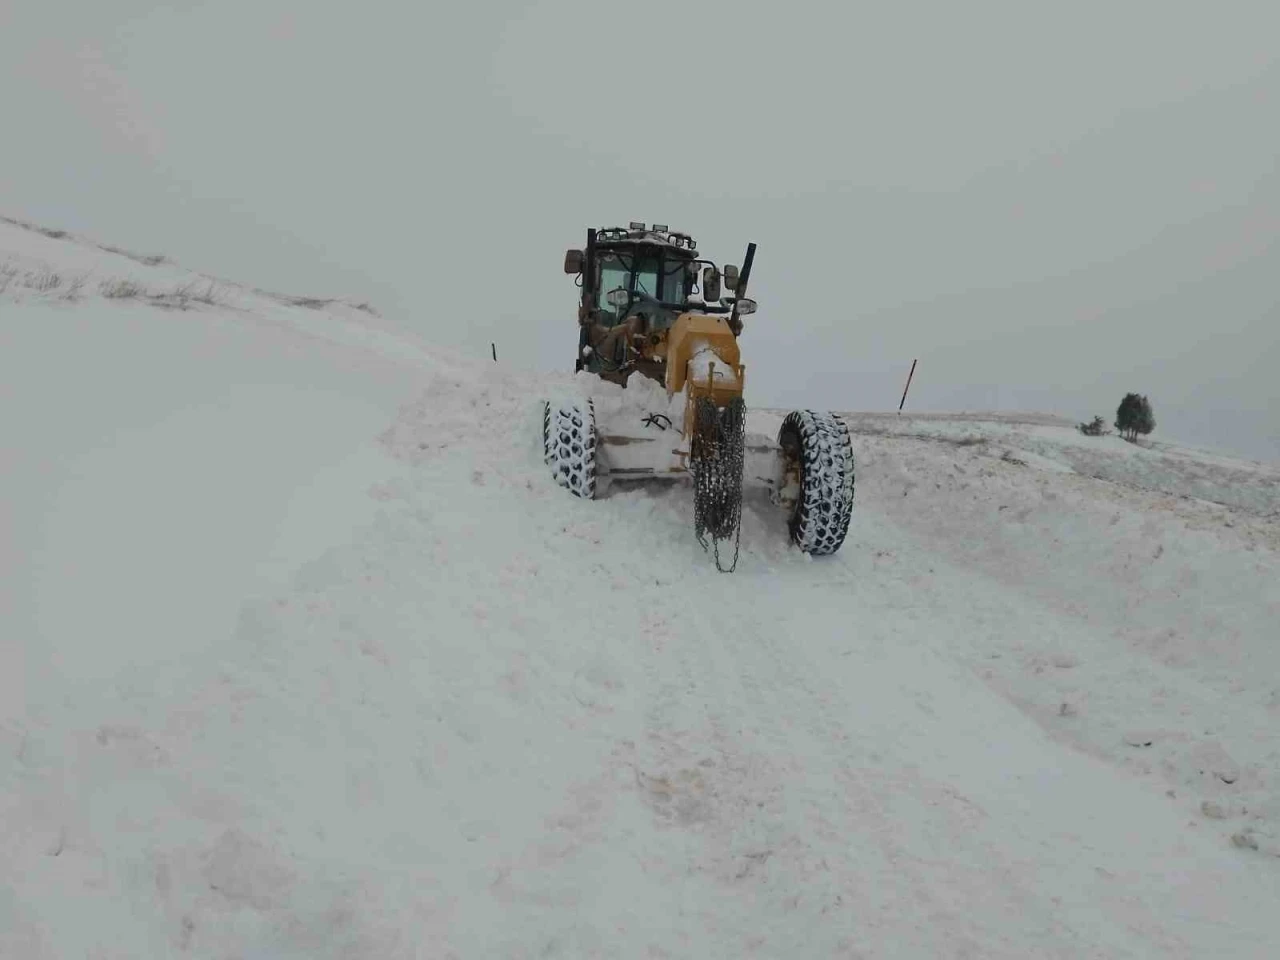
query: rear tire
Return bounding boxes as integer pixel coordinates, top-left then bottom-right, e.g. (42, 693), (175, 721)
(543, 398), (598, 499)
(778, 410), (854, 555)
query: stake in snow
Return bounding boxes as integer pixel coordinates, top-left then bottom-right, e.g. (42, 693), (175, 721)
(546, 222), (855, 571)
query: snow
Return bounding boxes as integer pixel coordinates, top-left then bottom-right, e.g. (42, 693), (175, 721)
(4, 219), (1279, 958)
(686, 342), (740, 388)
(838, 411), (1280, 517)
(574, 370), (685, 431)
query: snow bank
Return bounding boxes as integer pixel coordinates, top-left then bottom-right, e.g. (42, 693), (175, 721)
(838, 411), (1280, 516)
(849, 419), (1280, 861)
(569, 368), (685, 430)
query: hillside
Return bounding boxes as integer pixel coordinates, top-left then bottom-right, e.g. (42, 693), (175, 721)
(3, 218), (1278, 958)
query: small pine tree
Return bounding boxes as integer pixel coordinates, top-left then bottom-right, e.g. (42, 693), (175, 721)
(1078, 415), (1108, 437)
(1115, 393), (1155, 442)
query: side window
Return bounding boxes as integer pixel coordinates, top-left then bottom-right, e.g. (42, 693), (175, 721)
(662, 262), (686, 303)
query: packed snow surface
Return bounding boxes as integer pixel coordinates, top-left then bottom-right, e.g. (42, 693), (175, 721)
(4, 219), (1279, 958)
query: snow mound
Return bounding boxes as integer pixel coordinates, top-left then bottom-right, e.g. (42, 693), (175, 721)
(0, 215), (464, 373)
(836, 410), (1280, 517)
(4, 221), (1278, 958)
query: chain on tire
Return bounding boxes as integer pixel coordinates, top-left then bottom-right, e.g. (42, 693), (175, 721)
(779, 410), (854, 556)
(691, 395), (746, 572)
(543, 398), (597, 499)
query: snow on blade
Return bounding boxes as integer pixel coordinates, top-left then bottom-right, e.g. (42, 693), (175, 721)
(686, 342), (739, 387)
(3, 220), (1279, 959)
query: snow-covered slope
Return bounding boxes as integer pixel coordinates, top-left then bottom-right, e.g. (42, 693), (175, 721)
(4, 219), (1278, 958)
(836, 410), (1280, 517)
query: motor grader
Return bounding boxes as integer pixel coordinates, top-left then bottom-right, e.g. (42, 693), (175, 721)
(543, 222), (854, 571)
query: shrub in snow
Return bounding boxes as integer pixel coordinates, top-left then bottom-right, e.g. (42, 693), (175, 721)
(100, 278), (146, 299)
(1078, 416), (1109, 437)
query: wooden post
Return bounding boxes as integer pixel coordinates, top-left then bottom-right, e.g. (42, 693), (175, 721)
(491, 342), (497, 362)
(898, 359), (917, 413)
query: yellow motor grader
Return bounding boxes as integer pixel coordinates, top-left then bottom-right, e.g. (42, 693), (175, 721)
(543, 222), (854, 571)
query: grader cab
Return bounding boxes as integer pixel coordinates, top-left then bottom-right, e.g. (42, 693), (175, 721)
(543, 222), (854, 571)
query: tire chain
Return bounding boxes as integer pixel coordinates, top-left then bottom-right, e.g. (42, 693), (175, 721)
(691, 395), (746, 573)
(780, 410), (854, 555)
(543, 399), (597, 499)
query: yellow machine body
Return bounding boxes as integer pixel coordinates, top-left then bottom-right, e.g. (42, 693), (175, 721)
(662, 313), (745, 440)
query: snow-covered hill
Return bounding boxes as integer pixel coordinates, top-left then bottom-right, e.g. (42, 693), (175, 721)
(4, 219), (1279, 958)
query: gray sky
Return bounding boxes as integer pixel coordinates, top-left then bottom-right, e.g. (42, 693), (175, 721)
(3, 0), (1277, 461)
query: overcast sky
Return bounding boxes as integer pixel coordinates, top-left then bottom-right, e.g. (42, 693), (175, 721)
(3, 0), (1277, 461)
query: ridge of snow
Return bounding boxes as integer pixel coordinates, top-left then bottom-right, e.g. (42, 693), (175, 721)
(0, 215), (476, 377)
(821, 411), (1280, 518)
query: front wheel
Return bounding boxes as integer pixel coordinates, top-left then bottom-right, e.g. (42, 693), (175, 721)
(778, 410), (854, 555)
(543, 398), (598, 499)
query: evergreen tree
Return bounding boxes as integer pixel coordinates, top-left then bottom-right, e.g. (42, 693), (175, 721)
(1115, 393), (1140, 441)
(1135, 395), (1155, 438)
(1115, 393), (1155, 442)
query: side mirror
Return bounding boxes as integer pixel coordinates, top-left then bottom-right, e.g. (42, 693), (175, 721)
(564, 249), (584, 274)
(733, 298), (757, 316)
(723, 264), (739, 291)
(702, 266), (721, 302)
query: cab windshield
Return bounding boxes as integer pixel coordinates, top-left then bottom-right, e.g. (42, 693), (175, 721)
(595, 250), (690, 324)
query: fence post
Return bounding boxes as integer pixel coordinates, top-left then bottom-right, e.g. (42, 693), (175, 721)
(898, 359), (918, 413)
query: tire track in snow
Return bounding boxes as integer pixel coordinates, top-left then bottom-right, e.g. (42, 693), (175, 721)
(614, 496), (1269, 957)
(733, 549), (1094, 958)
(615, 542), (1026, 956)
(798, 511), (1277, 958)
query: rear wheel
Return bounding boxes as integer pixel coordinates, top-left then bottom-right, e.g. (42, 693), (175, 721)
(778, 410), (854, 555)
(543, 398), (597, 499)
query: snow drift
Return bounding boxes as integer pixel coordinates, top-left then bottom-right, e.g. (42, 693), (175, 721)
(3, 218), (1279, 958)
